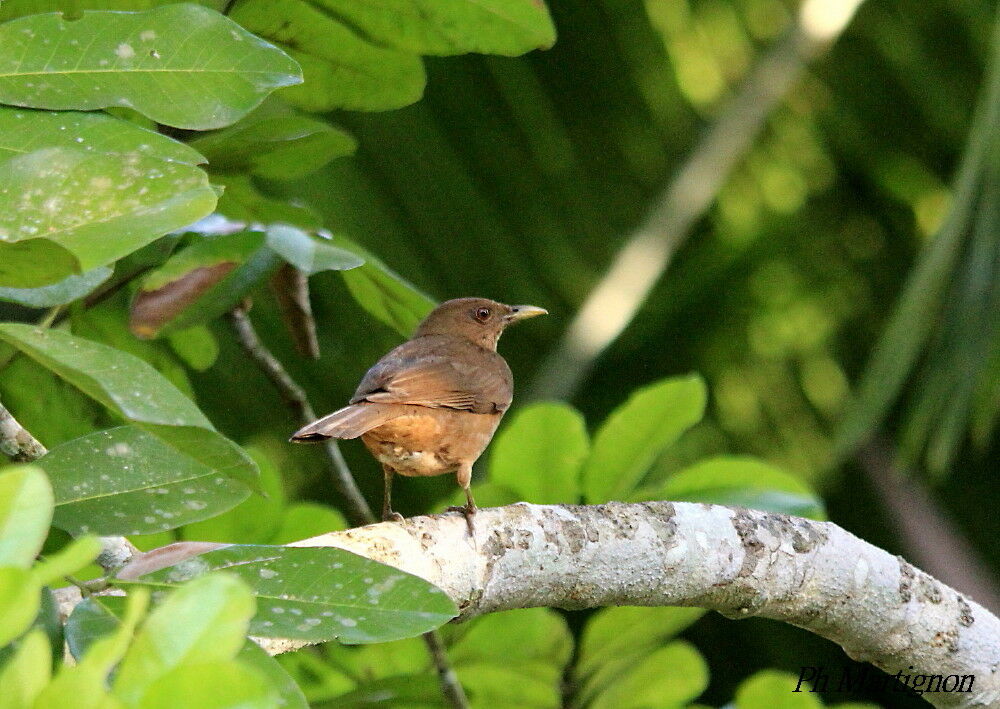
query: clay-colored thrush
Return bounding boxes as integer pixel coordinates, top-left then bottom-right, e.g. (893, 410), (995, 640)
(291, 297), (547, 528)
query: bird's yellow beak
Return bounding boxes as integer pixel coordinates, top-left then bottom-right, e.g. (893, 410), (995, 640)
(505, 304), (548, 323)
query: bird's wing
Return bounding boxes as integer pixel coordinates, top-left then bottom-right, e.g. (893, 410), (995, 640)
(351, 338), (512, 414)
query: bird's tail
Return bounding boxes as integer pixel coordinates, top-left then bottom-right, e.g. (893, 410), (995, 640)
(290, 404), (400, 442)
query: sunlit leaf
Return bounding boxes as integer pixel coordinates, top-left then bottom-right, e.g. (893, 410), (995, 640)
(0, 567), (40, 647)
(43, 426), (253, 536)
(136, 661), (279, 709)
(582, 375), (707, 503)
(0, 5), (302, 129)
(636, 457), (826, 520)
(489, 402), (588, 504)
(270, 502), (348, 545)
(31, 536), (102, 586)
(238, 642), (310, 709)
(214, 176), (322, 230)
(307, 0), (556, 56)
(114, 574), (255, 704)
(0, 629), (51, 709)
(190, 114), (356, 179)
(588, 641), (708, 709)
(166, 326), (219, 372)
(118, 545), (457, 644)
(449, 608), (572, 670)
(734, 670), (823, 708)
(0, 465), (54, 568)
(231, 0), (426, 113)
(0, 147), (217, 287)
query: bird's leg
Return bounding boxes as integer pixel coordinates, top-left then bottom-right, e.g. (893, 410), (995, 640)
(446, 463), (477, 535)
(381, 465), (404, 523)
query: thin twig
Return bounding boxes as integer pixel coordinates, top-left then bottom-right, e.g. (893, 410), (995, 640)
(225, 301), (469, 709)
(0, 397), (48, 462)
(226, 301), (374, 525)
(530, 0), (869, 401)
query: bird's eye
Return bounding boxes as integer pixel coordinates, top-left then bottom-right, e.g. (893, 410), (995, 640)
(474, 307), (491, 322)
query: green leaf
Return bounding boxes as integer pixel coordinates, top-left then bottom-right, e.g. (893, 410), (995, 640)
(306, 0), (557, 56)
(231, 0), (426, 113)
(734, 670), (823, 708)
(0, 147), (217, 286)
(458, 663), (561, 708)
(0, 324), (211, 428)
(0, 106), (205, 165)
(190, 114), (356, 179)
(214, 176), (323, 230)
(0, 567), (40, 647)
(114, 574), (255, 704)
(43, 426), (253, 536)
(582, 375), (707, 504)
(118, 545), (458, 644)
(489, 402), (588, 504)
(65, 596), (129, 663)
(0, 465), (54, 568)
(0, 5), (302, 130)
(134, 661), (278, 709)
(166, 326), (219, 372)
(317, 674), (443, 708)
(129, 231), (281, 338)
(332, 235), (436, 337)
(0, 267), (113, 308)
(238, 642), (309, 709)
(576, 606), (704, 685)
(589, 641), (708, 709)
(449, 608), (572, 670)
(639, 457), (827, 520)
(265, 226), (364, 275)
(0, 629), (51, 709)
(0, 239), (80, 290)
(32, 536), (103, 586)
(269, 502), (348, 545)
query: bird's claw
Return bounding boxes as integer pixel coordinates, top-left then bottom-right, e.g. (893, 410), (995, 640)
(445, 505), (476, 536)
(382, 511), (405, 523)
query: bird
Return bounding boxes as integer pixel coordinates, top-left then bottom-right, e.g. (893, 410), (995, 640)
(291, 297), (547, 531)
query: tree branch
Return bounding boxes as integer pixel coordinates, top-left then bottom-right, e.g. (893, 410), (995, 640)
(0, 397), (48, 462)
(74, 502), (1000, 708)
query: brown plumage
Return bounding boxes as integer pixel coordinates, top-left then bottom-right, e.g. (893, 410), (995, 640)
(291, 297), (547, 529)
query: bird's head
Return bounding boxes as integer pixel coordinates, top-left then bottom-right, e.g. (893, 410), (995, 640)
(414, 297), (547, 350)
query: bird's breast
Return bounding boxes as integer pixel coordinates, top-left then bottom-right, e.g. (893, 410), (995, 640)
(360, 406), (502, 477)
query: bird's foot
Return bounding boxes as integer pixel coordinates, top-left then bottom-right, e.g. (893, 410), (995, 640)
(445, 505), (476, 536)
(382, 511), (405, 523)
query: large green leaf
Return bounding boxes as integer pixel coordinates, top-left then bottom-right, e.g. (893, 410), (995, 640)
(129, 231), (281, 338)
(0, 324), (210, 428)
(231, 0), (426, 113)
(118, 545), (458, 644)
(449, 608), (573, 669)
(114, 574), (255, 704)
(237, 642), (309, 709)
(65, 596), (128, 663)
(307, 0), (556, 56)
(0, 5), (302, 130)
(0, 147), (217, 287)
(43, 426), (253, 536)
(588, 641), (708, 709)
(190, 114), (356, 179)
(134, 661), (278, 709)
(489, 402), (588, 504)
(266, 226), (364, 275)
(213, 176), (323, 230)
(0, 107), (205, 165)
(734, 670), (823, 708)
(0, 567), (41, 647)
(582, 375), (707, 503)
(637, 457), (827, 520)
(0, 629), (50, 709)
(333, 235), (436, 336)
(0, 267), (113, 308)
(0, 465), (54, 569)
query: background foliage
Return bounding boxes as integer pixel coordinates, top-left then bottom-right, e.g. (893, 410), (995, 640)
(0, 0), (995, 707)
